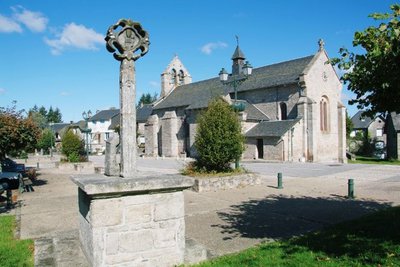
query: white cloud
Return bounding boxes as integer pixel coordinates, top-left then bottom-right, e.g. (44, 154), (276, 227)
(44, 23), (104, 55)
(0, 14), (22, 33)
(60, 91), (70, 96)
(149, 81), (159, 88)
(0, 88), (6, 95)
(201, 41), (227, 55)
(12, 6), (48, 32)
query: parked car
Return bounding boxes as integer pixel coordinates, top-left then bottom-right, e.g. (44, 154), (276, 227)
(1, 158), (30, 177)
(0, 171), (21, 191)
(2, 158), (36, 178)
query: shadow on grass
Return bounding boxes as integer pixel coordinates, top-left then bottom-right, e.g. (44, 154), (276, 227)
(212, 196), (399, 265)
(213, 195), (391, 240)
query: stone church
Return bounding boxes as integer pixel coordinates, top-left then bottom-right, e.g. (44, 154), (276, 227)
(145, 40), (347, 163)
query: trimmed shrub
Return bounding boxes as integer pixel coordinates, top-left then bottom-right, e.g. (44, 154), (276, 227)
(194, 98), (244, 172)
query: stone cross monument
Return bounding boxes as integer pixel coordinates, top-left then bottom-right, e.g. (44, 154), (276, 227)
(71, 19), (194, 267)
(105, 19), (150, 177)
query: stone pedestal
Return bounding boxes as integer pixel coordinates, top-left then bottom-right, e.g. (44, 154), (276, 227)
(71, 174), (193, 267)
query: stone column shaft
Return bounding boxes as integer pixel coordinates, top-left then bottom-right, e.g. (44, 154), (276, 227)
(120, 59), (136, 177)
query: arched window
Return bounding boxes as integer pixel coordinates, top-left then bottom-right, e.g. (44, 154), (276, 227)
(280, 102), (287, 120)
(320, 96), (329, 132)
(170, 69), (177, 86)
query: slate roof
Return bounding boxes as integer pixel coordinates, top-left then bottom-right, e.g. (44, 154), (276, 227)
(89, 109), (120, 122)
(245, 118), (301, 137)
(108, 105), (154, 130)
(153, 55), (315, 111)
(50, 123), (70, 133)
(389, 112), (400, 131)
(351, 111), (373, 129)
(137, 104), (153, 123)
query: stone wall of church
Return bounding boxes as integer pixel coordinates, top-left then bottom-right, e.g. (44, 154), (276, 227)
(302, 51), (344, 162)
(239, 84), (299, 120)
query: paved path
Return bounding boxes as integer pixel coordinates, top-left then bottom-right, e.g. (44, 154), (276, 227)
(9, 158), (400, 266)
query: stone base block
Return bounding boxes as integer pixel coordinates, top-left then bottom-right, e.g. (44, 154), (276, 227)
(57, 162), (94, 174)
(71, 173), (194, 267)
(192, 173), (260, 192)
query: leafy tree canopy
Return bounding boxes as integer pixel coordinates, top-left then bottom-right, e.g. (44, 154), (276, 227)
(28, 105), (63, 126)
(0, 101), (40, 159)
(194, 98), (244, 172)
(331, 4), (400, 117)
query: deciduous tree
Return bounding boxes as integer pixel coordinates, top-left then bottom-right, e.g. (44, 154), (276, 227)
(0, 102), (40, 159)
(331, 4), (400, 117)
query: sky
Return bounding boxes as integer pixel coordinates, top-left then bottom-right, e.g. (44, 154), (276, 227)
(0, 0), (396, 122)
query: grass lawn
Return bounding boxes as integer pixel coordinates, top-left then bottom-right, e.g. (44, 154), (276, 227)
(192, 206), (400, 267)
(349, 156), (400, 165)
(0, 215), (34, 267)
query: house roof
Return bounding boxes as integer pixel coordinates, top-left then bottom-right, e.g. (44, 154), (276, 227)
(351, 110), (374, 129)
(89, 109), (120, 122)
(50, 123), (70, 133)
(245, 118), (301, 137)
(389, 112), (400, 131)
(108, 104), (154, 130)
(153, 55), (315, 111)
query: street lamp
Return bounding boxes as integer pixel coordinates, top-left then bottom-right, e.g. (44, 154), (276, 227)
(219, 60), (253, 112)
(219, 59), (253, 169)
(82, 110), (92, 160)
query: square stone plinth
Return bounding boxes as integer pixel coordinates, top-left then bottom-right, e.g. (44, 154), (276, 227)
(71, 173), (193, 267)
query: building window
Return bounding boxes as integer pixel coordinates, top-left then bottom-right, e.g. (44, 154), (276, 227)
(105, 132), (110, 140)
(376, 128), (383, 137)
(280, 102), (287, 120)
(320, 96), (329, 132)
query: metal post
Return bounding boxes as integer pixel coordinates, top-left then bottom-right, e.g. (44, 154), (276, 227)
(277, 172), (283, 189)
(348, 178), (354, 199)
(36, 162), (40, 170)
(235, 158), (239, 170)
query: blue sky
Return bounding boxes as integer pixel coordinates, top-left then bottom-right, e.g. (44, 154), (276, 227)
(0, 0), (395, 122)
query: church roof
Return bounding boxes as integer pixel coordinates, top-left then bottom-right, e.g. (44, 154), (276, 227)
(154, 55), (315, 111)
(245, 118), (301, 137)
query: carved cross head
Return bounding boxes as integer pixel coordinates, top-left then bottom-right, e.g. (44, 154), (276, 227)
(105, 19), (150, 61)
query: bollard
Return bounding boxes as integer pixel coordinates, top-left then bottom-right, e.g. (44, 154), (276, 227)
(37, 162), (40, 170)
(348, 179), (354, 199)
(235, 159), (240, 170)
(277, 172), (283, 189)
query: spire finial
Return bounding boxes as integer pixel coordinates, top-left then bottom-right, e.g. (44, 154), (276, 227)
(318, 38), (325, 51)
(235, 35), (239, 46)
